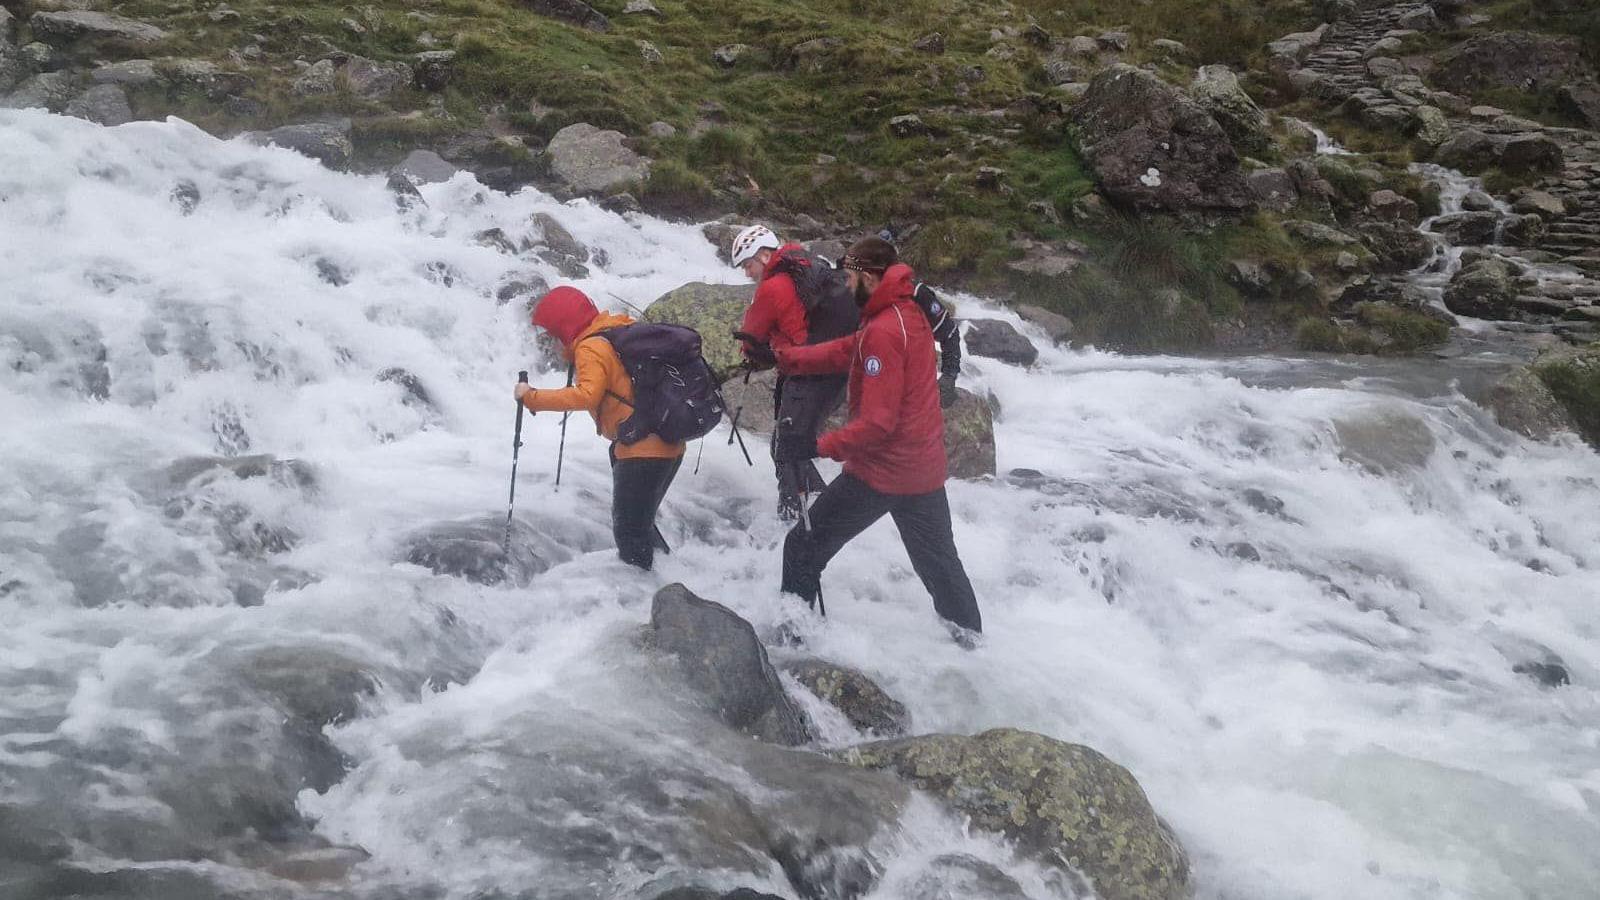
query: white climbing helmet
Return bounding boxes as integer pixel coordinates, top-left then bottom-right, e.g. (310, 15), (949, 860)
(730, 224), (781, 267)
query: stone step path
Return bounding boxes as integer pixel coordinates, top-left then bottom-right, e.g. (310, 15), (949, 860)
(1278, 0), (1600, 336)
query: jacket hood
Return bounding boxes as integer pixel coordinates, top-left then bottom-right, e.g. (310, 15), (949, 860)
(861, 263), (916, 317)
(531, 287), (599, 347)
(761, 243), (808, 281)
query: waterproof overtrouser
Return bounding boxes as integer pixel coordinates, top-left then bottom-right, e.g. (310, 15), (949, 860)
(780, 472), (982, 633)
(773, 374), (846, 520)
(611, 447), (681, 570)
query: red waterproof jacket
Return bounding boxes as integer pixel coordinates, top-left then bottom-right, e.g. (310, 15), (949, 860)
(739, 243), (809, 355)
(777, 264), (947, 495)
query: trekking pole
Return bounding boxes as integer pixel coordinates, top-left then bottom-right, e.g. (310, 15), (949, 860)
(799, 486), (825, 617)
(554, 362), (573, 488)
(503, 370), (529, 553)
(725, 405), (754, 467)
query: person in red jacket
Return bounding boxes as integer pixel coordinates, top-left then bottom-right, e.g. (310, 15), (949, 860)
(768, 236), (983, 640)
(730, 225), (849, 522)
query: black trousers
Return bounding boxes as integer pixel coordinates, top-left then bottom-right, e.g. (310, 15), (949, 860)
(781, 473), (983, 633)
(772, 374), (846, 519)
(610, 447), (681, 570)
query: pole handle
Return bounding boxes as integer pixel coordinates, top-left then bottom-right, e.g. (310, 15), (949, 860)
(518, 370), (529, 384)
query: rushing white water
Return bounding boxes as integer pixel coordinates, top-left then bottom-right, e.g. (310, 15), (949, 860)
(4, 110), (1600, 900)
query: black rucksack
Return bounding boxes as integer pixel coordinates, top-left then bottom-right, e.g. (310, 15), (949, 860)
(767, 248), (861, 345)
(593, 323), (726, 445)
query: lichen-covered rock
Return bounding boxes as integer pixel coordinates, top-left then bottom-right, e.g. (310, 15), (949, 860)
(2, 71), (75, 112)
(839, 728), (1190, 900)
(1431, 211), (1499, 246)
(525, 0), (609, 31)
(650, 584), (810, 746)
(1444, 258), (1516, 319)
(783, 659), (910, 737)
(342, 54), (412, 99)
(944, 387), (997, 480)
(1189, 65), (1271, 157)
(546, 122), (652, 195)
(1069, 64), (1253, 214)
(645, 282), (755, 380)
(1412, 105), (1450, 150)
(64, 83), (130, 125)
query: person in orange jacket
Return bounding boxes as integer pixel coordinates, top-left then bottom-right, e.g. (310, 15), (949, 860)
(514, 286), (685, 570)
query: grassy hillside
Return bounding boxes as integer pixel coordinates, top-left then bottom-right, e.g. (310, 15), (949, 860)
(102, 0), (1318, 244)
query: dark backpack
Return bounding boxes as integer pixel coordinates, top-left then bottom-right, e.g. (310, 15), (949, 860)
(594, 324), (726, 445)
(768, 248), (861, 345)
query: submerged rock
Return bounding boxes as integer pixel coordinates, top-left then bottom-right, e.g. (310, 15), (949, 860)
(649, 584), (810, 746)
(1482, 366), (1578, 441)
(783, 659), (911, 737)
(840, 728), (1191, 900)
(251, 120), (354, 170)
(400, 515), (569, 586)
(1332, 409), (1437, 473)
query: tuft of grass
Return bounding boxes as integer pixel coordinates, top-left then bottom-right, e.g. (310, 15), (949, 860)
(637, 159), (718, 220)
(1354, 302), (1450, 352)
(1534, 348), (1600, 446)
(902, 217), (1011, 276)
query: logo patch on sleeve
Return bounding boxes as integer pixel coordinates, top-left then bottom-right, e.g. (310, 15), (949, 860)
(864, 356), (883, 376)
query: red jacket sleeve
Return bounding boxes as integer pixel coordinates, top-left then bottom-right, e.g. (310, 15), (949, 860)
(816, 324), (902, 461)
(776, 333), (854, 376)
(741, 276), (808, 354)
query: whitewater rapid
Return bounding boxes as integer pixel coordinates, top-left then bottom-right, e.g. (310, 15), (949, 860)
(3, 110), (1599, 900)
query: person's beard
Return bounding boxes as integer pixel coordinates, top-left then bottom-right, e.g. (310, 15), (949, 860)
(853, 278), (872, 308)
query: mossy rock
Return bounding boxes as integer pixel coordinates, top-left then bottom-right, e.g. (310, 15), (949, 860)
(944, 388), (997, 480)
(1533, 344), (1600, 448)
(645, 282), (755, 381)
(782, 658), (910, 737)
(837, 728), (1190, 900)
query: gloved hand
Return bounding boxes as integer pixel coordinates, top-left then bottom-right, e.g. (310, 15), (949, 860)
(732, 330), (777, 370)
(775, 433), (819, 463)
(938, 372), (958, 409)
(514, 383), (536, 409)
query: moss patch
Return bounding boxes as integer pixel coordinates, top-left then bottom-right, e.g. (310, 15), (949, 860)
(1534, 347), (1600, 447)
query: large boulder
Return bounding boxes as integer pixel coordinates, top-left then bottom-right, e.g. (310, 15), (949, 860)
(1559, 81), (1600, 129)
(782, 659), (910, 737)
(1496, 133), (1563, 174)
(1189, 65), (1271, 157)
(547, 122), (652, 195)
(1411, 105), (1450, 151)
(1431, 32), (1593, 95)
(964, 318), (1039, 366)
(839, 729), (1190, 900)
(645, 282), (754, 380)
(29, 10), (168, 45)
(400, 515), (570, 587)
(649, 584), (810, 746)
(944, 388), (997, 480)
(1443, 258), (1516, 319)
(524, 0), (609, 31)
(1017, 304), (1075, 345)
(1069, 65), (1254, 214)
(1267, 24), (1329, 71)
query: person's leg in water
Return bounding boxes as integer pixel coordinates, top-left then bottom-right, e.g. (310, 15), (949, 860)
(774, 375), (847, 520)
(889, 487), (983, 641)
(780, 472), (894, 608)
(612, 449), (682, 570)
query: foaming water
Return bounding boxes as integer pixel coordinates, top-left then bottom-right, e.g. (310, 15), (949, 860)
(3, 111), (1600, 900)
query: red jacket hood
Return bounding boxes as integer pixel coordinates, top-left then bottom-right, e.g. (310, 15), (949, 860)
(761, 243), (809, 281)
(532, 286), (600, 347)
(862, 264), (916, 317)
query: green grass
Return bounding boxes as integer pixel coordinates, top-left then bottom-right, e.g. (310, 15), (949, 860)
(1354, 302), (1449, 352)
(1535, 348), (1600, 446)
